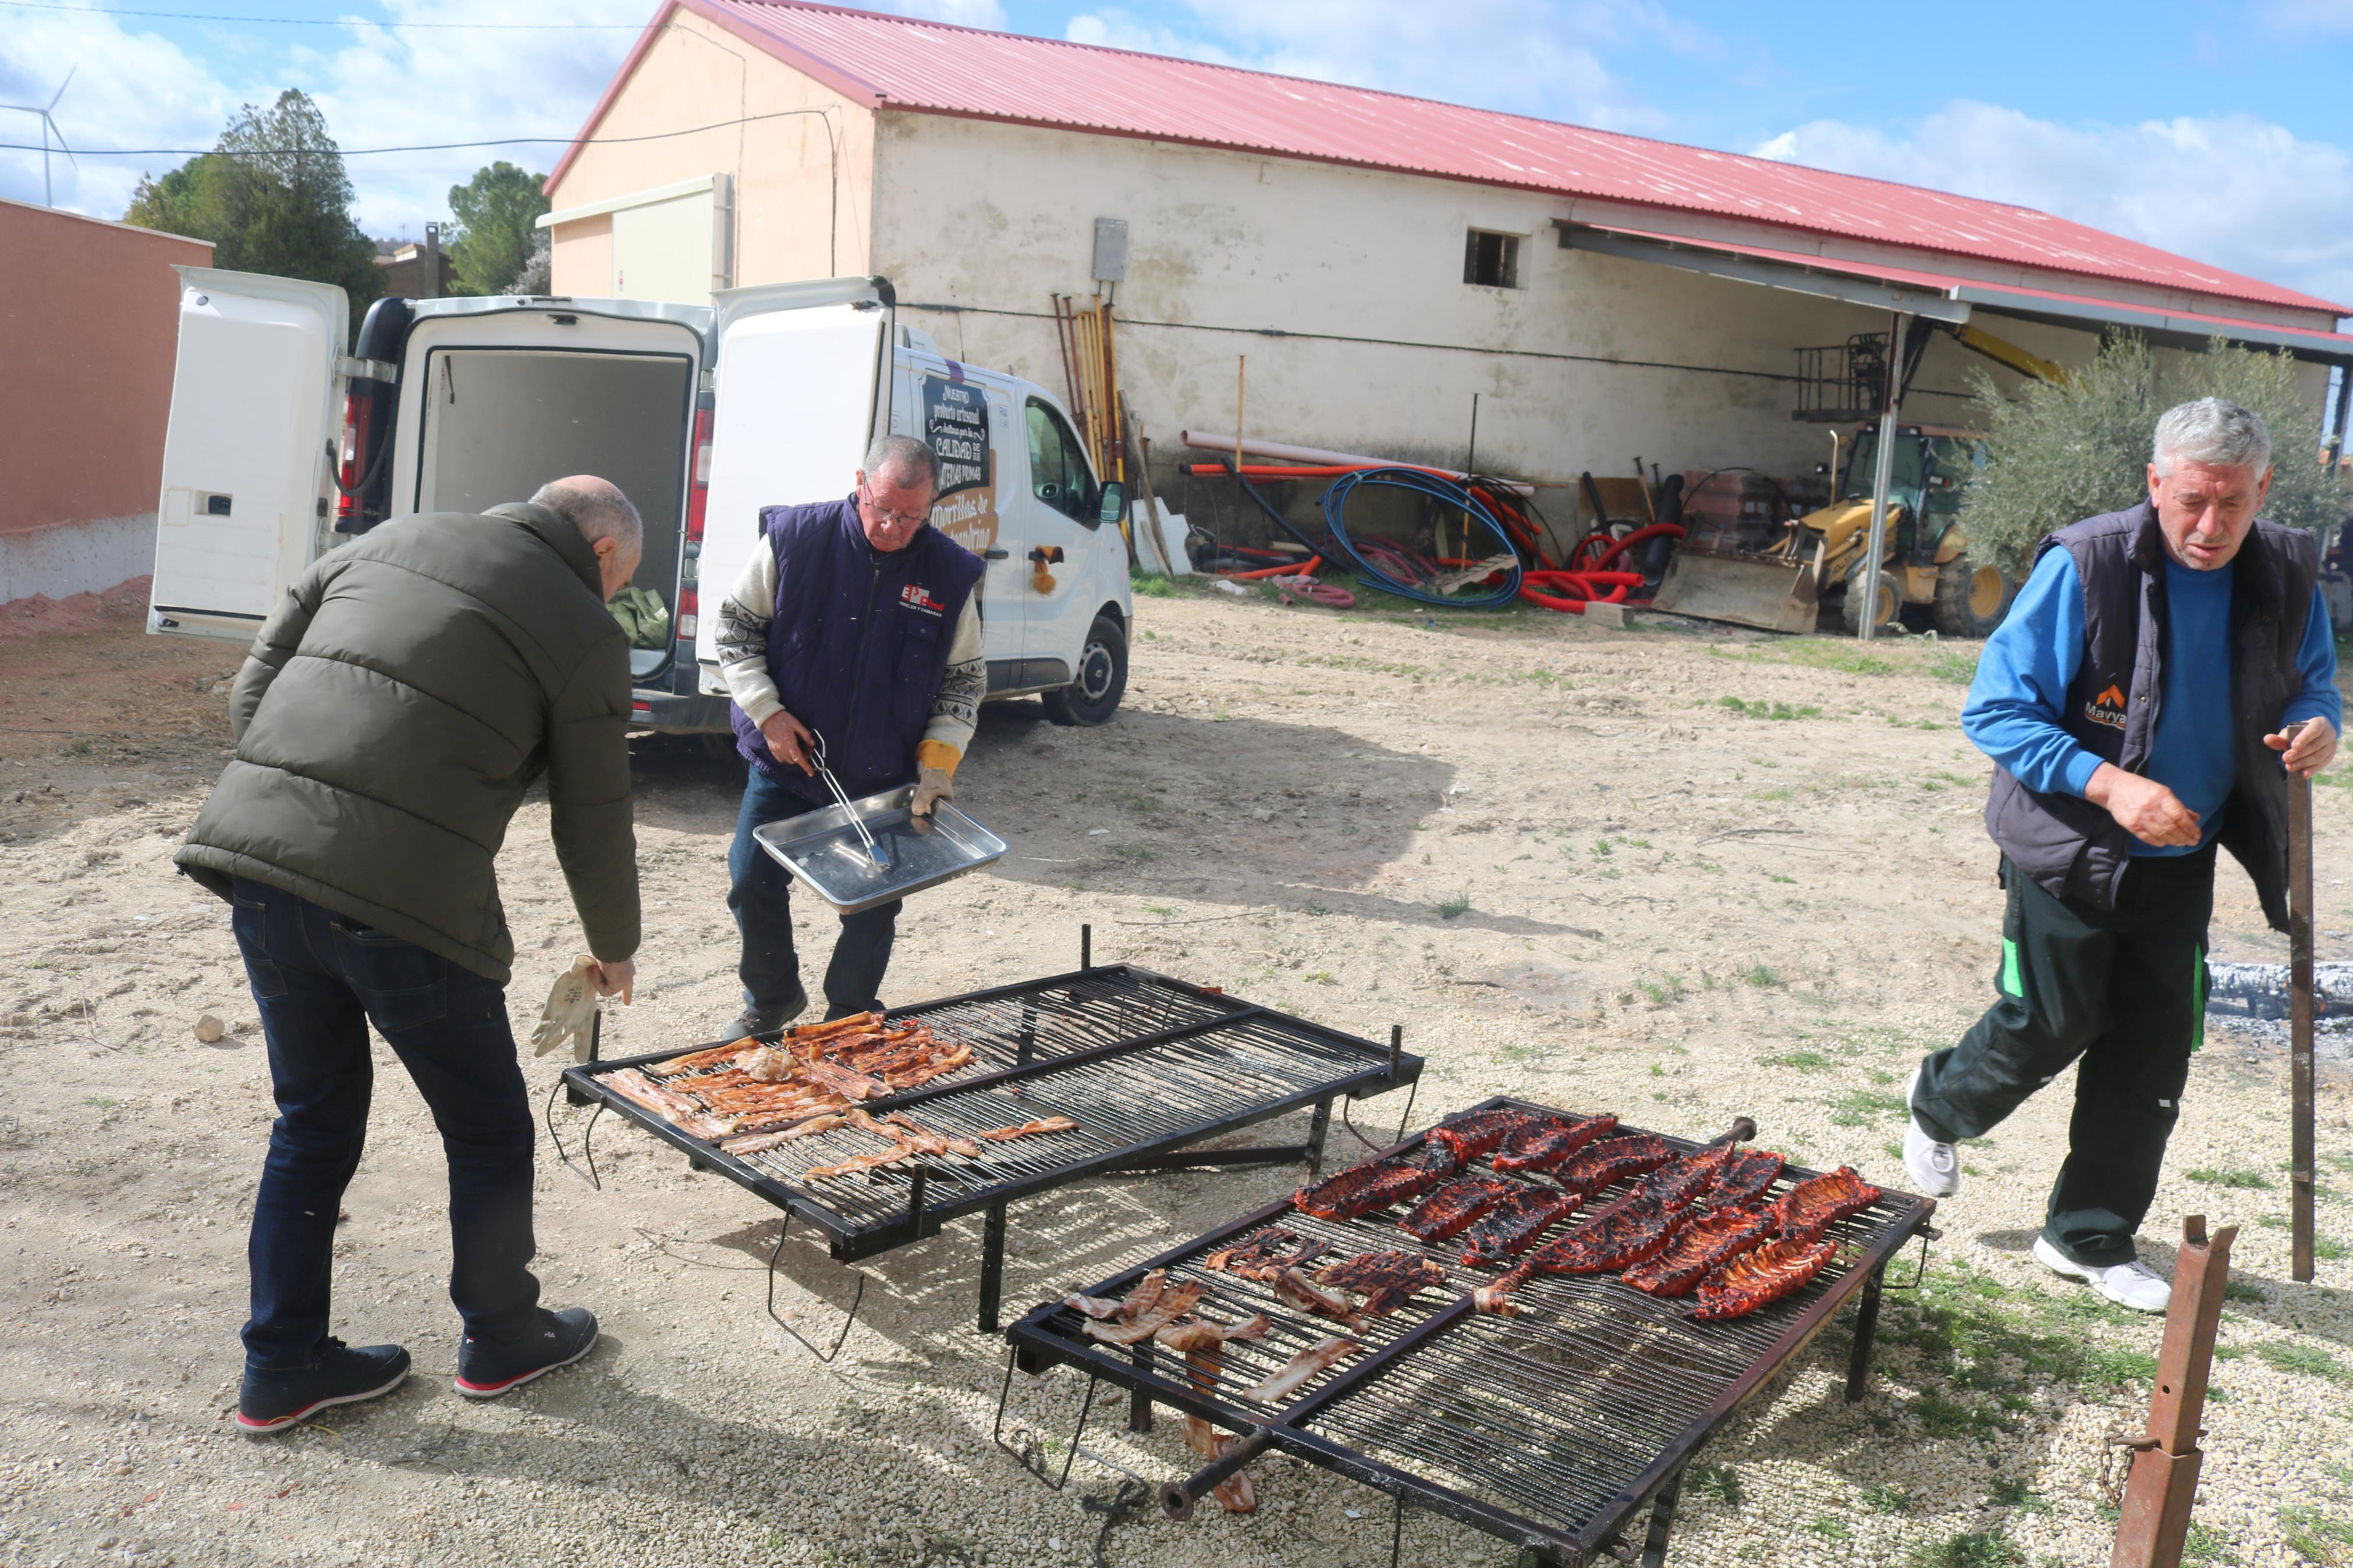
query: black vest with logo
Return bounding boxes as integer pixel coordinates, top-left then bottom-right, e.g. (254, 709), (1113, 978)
(1982, 500), (2316, 931)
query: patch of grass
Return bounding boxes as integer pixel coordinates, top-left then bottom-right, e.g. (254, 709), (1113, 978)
(1907, 1530), (2023, 1568)
(1129, 571), (1179, 597)
(1717, 695), (1823, 721)
(1988, 1477), (2050, 1513)
(83, 1097), (118, 1110)
(1768, 872), (1796, 883)
(1742, 963), (1784, 988)
(1928, 650), (1982, 685)
(1141, 904), (1175, 916)
(1436, 894), (1472, 920)
(1862, 1484), (1913, 1513)
(2257, 1342), (2353, 1384)
(2283, 1504), (2353, 1564)
(1763, 1050), (1836, 1072)
(1301, 902), (1330, 916)
(2181, 1520), (2236, 1564)
(1637, 975), (1688, 1006)
(1685, 1464), (1742, 1507)
(2320, 1235), (2352, 1262)
(1830, 1089), (1908, 1128)
(1112, 845), (1156, 862)
(1808, 1517), (1852, 1541)
(2185, 1167), (2273, 1190)
(1912, 1391), (2013, 1437)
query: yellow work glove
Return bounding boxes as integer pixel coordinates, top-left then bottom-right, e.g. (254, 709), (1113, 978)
(531, 955), (600, 1060)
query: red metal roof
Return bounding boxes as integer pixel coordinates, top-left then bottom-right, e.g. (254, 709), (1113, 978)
(553, 0), (2347, 320)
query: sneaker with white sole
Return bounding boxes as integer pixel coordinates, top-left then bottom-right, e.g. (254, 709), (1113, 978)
(2033, 1236), (2171, 1314)
(1901, 1066), (1960, 1198)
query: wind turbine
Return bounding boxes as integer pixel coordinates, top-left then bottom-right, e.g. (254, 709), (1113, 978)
(3, 68), (77, 207)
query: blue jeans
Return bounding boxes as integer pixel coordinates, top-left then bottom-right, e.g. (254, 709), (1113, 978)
(230, 878), (540, 1370)
(726, 764), (901, 1019)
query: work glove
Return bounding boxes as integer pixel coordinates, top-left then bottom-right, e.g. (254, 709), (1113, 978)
(531, 955), (600, 1060)
(911, 765), (955, 818)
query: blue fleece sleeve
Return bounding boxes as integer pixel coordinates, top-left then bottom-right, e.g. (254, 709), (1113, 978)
(1962, 549), (2105, 796)
(2283, 582), (2344, 733)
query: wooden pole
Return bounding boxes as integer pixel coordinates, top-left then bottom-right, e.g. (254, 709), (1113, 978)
(2110, 1216), (2238, 1568)
(2291, 727), (2317, 1283)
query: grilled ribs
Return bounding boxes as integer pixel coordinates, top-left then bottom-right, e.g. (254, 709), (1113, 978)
(1458, 1187), (1582, 1267)
(1293, 1143), (1462, 1221)
(1204, 1228), (1331, 1282)
(1548, 1133), (1674, 1199)
(1706, 1149), (1787, 1208)
(1313, 1251), (1449, 1316)
(1397, 1176), (1517, 1242)
(1533, 1191), (1693, 1274)
(1428, 1107), (1550, 1162)
(1690, 1237), (1837, 1321)
(1770, 1166), (1882, 1243)
(1636, 1140), (1742, 1205)
(1620, 1206), (1776, 1296)
(1492, 1112), (1619, 1173)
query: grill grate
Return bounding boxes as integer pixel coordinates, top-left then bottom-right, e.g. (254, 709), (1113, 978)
(1005, 1096), (1934, 1566)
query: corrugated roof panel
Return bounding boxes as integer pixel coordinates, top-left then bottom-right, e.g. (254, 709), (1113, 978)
(575, 0), (2347, 319)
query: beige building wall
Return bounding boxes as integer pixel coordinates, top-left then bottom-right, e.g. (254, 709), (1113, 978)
(544, 11), (876, 296)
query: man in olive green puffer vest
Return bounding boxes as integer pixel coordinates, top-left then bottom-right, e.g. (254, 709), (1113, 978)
(176, 477), (644, 1433)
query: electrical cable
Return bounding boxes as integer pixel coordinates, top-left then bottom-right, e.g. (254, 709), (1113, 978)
(1319, 468), (1523, 609)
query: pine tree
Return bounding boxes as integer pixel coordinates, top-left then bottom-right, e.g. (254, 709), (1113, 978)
(445, 162), (551, 296)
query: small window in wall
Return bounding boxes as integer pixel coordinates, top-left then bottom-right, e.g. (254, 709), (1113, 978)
(1464, 229), (1520, 289)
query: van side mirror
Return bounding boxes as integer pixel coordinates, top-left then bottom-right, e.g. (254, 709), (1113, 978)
(1097, 481), (1127, 527)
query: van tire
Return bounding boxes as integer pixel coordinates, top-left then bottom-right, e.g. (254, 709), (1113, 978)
(1042, 613), (1127, 726)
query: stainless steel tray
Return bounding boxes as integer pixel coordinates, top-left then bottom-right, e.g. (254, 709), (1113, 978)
(751, 785), (1007, 913)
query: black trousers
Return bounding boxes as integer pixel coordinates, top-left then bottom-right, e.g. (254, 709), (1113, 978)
(1911, 847), (2214, 1267)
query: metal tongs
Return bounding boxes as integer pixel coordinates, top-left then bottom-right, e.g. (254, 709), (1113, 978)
(808, 732), (890, 869)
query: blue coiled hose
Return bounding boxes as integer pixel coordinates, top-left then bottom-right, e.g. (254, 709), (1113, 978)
(1319, 467), (1525, 609)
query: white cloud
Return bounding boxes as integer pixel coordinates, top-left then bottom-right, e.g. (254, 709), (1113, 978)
(2267, 0), (2353, 31)
(0, 9), (239, 219)
(1755, 102), (2353, 311)
(1063, 0), (1707, 133)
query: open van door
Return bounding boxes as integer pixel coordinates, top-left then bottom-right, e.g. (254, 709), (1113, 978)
(694, 277), (895, 679)
(149, 268), (349, 641)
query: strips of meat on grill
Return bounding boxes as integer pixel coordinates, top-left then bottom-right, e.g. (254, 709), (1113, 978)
(1705, 1149), (1786, 1208)
(1690, 1237), (1838, 1321)
(1458, 1187), (1582, 1267)
(1397, 1175), (1517, 1243)
(1620, 1207), (1776, 1296)
(1292, 1142), (1462, 1222)
(1770, 1166), (1883, 1243)
(1311, 1251), (1449, 1316)
(1067, 1268), (1165, 1322)
(1085, 1279), (1207, 1345)
(1154, 1313), (1271, 1353)
(1427, 1107), (1552, 1163)
(1241, 1336), (1363, 1403)
(1548, 1132), (1674, 1199)
(1203, 1228), (1330, 1282)
(1635, 1139), (1744, 1205)
(1271, 1268), (1368, 1332)
(1492, 1112), (1619, 1174)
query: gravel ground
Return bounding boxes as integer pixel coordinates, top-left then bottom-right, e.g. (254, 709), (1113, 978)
(2, 580), (2350, 1568)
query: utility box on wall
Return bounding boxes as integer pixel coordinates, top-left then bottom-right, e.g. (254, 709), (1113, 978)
(1091, 217), (1128, 285)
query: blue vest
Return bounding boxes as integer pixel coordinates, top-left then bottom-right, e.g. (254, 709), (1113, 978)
(729, 495), (985, 806)
(1983, 501), (2315, 930)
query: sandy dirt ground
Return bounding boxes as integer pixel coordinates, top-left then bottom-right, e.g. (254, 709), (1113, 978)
(2, 578), (2349, 1568)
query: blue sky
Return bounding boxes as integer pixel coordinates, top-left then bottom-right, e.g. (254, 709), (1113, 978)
(3, 0), (2351, 310)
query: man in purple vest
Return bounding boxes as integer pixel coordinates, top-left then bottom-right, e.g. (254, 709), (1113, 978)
(1905, 399), (2338, 1311)
(714, 435), (986, 1034)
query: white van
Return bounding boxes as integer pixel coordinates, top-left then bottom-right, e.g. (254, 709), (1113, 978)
(147, 272), (1134, 731)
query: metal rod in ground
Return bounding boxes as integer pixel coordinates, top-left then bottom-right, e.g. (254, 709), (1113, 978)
(2110, 1215), (2238, 1568)
(2290, 745), (2317, 1283)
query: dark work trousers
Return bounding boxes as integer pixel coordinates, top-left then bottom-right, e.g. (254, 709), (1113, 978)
(727, 764), (902, 1020)
(1911, 847), (2215, 1267)
(230, 877), (540, 1371)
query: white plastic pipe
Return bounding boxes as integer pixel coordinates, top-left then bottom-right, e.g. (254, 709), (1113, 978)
(1179, 429), (1534, 495)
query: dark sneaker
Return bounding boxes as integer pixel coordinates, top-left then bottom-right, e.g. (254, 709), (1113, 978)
(235, 1339), (410, 1435)
(455, 1307), (599, 1398)
(726, 984), (808, 1041)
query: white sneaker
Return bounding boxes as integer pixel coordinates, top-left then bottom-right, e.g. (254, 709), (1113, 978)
(1901, 1066), (1960, 1198)
(2033, 1236), (2171, 1314)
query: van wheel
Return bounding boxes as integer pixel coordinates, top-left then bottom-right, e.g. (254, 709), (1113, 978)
(1933, 555), (2014, 638)
(1042, 613), (1127, 726)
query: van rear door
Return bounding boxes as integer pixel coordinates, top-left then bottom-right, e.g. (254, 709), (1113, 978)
(149, 268), (348, 641)
(695, 278), (895, 678)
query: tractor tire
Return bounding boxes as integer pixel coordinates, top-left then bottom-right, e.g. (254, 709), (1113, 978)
(1932, 555), (2015, 639)
(1041, 612), (1128, 726)
(1834, 561), (1903, 635)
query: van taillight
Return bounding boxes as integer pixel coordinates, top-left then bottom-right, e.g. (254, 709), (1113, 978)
(335, 393), (367, 527)
(676, 586), (698, 642)
(685, 408), (713, 545)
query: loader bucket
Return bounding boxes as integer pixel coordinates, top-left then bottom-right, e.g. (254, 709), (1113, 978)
(1649, 545), (1822, 634)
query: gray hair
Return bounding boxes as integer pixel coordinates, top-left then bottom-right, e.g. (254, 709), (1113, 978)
(2153, 397), (2273, 478)
(530, 477), (643, 557)
(863, 433), (941, 492)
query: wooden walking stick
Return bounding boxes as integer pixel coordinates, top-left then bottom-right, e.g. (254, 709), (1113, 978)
(2110, 1215), (2237, 1568)
(2290, 723), (2317, 1284)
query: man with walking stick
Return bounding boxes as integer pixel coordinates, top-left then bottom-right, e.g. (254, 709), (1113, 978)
(1903, 399), (2338, 1311)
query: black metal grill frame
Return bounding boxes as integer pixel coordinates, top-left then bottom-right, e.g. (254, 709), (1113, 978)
(1003, 1096), (1935, 1566)
(560, 961), (1421, 1271)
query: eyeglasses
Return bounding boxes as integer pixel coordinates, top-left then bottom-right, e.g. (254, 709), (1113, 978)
(859, 485), (931, 528)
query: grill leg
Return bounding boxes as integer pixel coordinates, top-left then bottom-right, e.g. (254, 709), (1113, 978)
(978, 1200), (1009, 1335)
(1639, 1466), (1683, 1568)
(1844, 1261), (1888, 1403)
(1128, 1348), (1153, 1434)
(1305, 1097), (1335, 1181)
